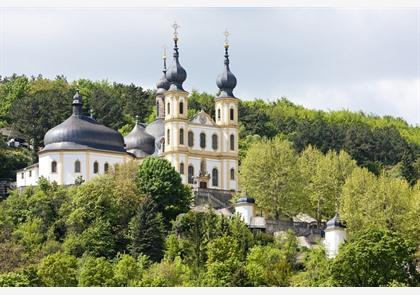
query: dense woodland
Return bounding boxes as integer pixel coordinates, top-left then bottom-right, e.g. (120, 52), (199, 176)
(0, 74), (419, 286)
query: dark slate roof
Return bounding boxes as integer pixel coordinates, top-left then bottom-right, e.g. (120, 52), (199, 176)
(42, 90), (126, 153)
(166, 37), (187, 92)
(43, 115), (126, 153)
(145, 118), (164, 140)
(124, 123), (155, 156)
(156, 72), (170, 96)
(216, 45), (237, 98)
(236, 197), (255, 204)
(326, 213), (345, 229)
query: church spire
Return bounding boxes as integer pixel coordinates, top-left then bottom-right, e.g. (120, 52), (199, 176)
(166, 21), (187, 92)
(216, 30), (237, 98)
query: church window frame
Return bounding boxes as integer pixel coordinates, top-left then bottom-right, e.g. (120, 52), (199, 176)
(188, 165), (194, 184)
(93, 161), (99, 174)
(230, 134), (235, 151)
(29, 170), (32, 177)
(74, 160), (81, 173)
(167, 102), (170, 115)
(212, 168), (219, 187)
(104, 163), (109, 173)
(217, 109), (221, 120)
(179, 128), (184, 145)
(230, 108), (234, 121)
(167, 129), (170, 145)
(230, 168), (235, 180)
(188, 131), (194, 147)
(179, 101), (184, 114)
(212, 134), (218, 150)
(200, 132), (206, 149)
(180, 162), (185, 174)
(51, 161), (57, 173)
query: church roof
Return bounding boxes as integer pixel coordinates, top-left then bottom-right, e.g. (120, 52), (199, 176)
(326, 213), (345, 229)
(42, 90), (126, 153)
(124, 118), (155, 156)
(145, 117), (165, 140)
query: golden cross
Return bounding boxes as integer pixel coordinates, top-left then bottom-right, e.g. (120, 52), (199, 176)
(172, 21), (180, 38)
(224, 29), (230, 45)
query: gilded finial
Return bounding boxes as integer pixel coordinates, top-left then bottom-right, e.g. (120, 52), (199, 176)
(172, 21), (180, 41)
(135, 115), (139, 125)
(162, 45), (167, 73)
(224, 29), (230, 49)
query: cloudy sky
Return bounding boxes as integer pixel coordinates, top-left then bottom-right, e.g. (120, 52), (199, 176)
(1, 7), (419, 125)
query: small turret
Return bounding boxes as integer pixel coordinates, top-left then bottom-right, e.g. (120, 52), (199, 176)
(324, 213), (347, 258)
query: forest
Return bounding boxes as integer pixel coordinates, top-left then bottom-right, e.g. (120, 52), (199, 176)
(0, 74), (419, 286)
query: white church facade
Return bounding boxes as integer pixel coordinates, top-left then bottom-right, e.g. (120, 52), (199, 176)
(16, 26), (239, 194)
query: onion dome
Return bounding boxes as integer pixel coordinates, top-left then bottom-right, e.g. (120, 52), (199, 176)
(236, 193), (255, 204)
(216, 32), (237, 98)
(166, 22), (187, 92)
(326, 213), (345, 229)
(156, 49), (170, 96)
(145, 117), (164, 140)
(42, 90), (125, 153)
(124, 116), (155, 157)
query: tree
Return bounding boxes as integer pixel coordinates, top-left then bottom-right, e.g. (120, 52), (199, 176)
(291, 247), (333, 287)
(298, 146), (356, 222)
(245, 245), (291, 286)
(138, 257), (192, 287)
(340, 168), (414, 240)
(113, 254), (141, 286)
(37, 253), (78, 286)
(136, 157), (192, 226)
(78, 256), (115, 286)
(0, 272), (30, 287)
(128, 196), (165, 262)
(240, 137), (304, 218)
(204, 236), (243, 287)
(330, 227), (418, 286)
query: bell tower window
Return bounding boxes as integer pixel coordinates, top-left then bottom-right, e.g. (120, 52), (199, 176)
(179, 128), (184, 145)
(167, 102), (170, 115)
(217, 109), (221, 120)
(179, 101), (184, 114)
(188, 131), (194, 147)
(230, 134), (235, 151)
(230, 108), (234, 121)
(167, 129), (170, 145)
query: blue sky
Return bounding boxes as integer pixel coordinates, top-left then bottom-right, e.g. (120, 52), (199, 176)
(1, 7), (419, 125)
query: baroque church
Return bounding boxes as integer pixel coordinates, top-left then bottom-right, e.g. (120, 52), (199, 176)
(15, 25), (346, 258)
(16, 25), (239, 196)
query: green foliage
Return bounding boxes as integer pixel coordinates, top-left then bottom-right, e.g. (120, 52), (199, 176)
(78, 256), (115, 287)
(37, 252), (78, 286)
(331, 227), (419, 287)
(0, 147), (32, 180)
(245, 245), (291, 286)
(240, 137), (304, 218)
(128, 196), (165, 262)
(291, 247), (333, 287)
(138, 257), (192, 287)
(113, 254), (141, 286)
(136, 157), (192, 226)
(0, 272), (30, 287)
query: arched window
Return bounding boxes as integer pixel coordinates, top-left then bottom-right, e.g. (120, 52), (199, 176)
(51, 161), (57, 173)
(217, 109), (221, 120)
(230, 134), (235, 151)
(212, 168), (218, 187)
(200, 133), (206, 149)
(29, 170), (32, 177)
(179, 128), (184, 145)
(230, 108), (234, 121)
(212, 134), (218, 150)
(167, 102), (170, 115)
(167, 129), (170, 145)
(156, 101), (160, 117)
(179, 101), (184, 114)
(74, 160), (81, 173)
(104, 163), (109, 173)
(179, 162), (184, 174)
(188, 131), (194, 147)
(93, 161), (99, 174)
(230, 168), (235, 180)
(188, 165), (194, 184)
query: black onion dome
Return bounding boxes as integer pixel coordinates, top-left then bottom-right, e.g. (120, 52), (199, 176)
(167, 36), (187, 92)
(124, 120), (155, 156)
(145, 117), (164, 139)
(156, 73), (170, 95)
(42, 91), (125, 153)
(326, 213), (345, 229)
(216, 45), (237, 98)
(236, 197), (255, 204)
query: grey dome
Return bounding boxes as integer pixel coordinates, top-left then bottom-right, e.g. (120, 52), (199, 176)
(42, 90), (125, 153)
(156, 72), (170, 96)
(216, 45), (237, 98)
(326, 213), (345, 229)
(145, 118), (164, 139)
(167, 38), (187, 92)
(124, 122), (155, 156)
